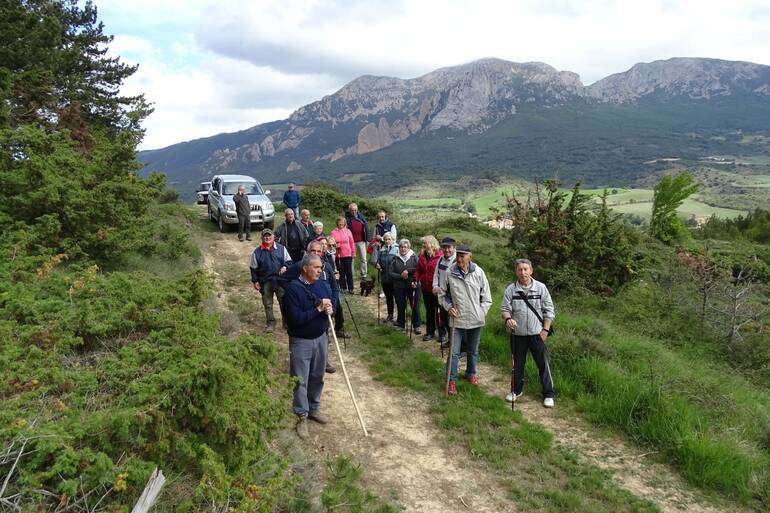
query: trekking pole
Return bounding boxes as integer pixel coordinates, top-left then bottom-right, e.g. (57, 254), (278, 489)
(510, 336), (516, 412)
(343, 294), (362, 343)
(444, 317), (456, 397)
(328, 314), (369, 437)
(436, 304), (443, 358)
(377, 268), (381, 324)
(407, 288), (413, 341)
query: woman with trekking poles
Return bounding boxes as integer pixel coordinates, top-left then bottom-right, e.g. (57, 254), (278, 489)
(389, 238), (420, 333)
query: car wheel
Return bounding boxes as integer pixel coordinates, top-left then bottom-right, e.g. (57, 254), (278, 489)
(218, 212), (227, 233)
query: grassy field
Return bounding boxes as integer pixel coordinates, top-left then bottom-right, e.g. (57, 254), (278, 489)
(560, 188), (746, 220)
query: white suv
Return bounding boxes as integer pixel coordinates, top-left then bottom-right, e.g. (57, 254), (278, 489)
(207, 174), (275, 232)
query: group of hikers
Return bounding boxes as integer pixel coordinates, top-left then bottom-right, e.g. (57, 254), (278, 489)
(246, 191), (556, 439)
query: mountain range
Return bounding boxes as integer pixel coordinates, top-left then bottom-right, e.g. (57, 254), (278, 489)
(138, 57), (770, 197)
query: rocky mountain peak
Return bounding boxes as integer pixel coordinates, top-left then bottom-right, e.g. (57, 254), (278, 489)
(588, 57), (770, 101)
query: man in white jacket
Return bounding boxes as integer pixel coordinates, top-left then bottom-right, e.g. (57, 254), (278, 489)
(500, 258), (556, 408)
(437, 244), (492, 395)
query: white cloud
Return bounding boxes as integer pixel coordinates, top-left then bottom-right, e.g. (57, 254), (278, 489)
(97, 0), (770, 150)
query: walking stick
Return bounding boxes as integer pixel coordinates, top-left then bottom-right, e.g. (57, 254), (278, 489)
(436, 304), (444, 358)
(444, 317), (456, 397)
(328, 313), (369, 437)
(510, 337), (516, 412)
(343, 294), (362, 343)
(377, 268), (381, 324)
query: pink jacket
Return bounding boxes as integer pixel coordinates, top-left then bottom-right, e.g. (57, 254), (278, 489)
(330, 227), (355, 258)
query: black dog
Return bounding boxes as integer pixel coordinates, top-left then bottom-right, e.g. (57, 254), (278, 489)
(359, 277), (375, 297)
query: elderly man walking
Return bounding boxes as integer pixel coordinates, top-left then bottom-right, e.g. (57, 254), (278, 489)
(501, 258), (556, 408)
(233, 185), (251, 242)
(283, 254), (336, 439)
(438, 244), (492, 395)
(250, 229), (291, 332)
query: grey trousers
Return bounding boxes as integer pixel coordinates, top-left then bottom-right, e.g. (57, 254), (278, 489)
(289, 333), (328, 416)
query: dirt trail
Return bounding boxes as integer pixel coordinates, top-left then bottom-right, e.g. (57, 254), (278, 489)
(358, 295), (745, 513)
(200, 226), (516, 513)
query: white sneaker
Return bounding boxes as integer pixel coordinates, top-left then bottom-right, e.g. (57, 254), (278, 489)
(505, 392), (521, 403)
(379, 292), (385, 298)
(543, 398), (555, 408)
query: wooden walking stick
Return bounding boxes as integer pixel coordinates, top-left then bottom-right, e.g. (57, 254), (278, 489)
(444, 317), (456, 397)
(510, 337), (516, 412)
(328, 313), (369, 436)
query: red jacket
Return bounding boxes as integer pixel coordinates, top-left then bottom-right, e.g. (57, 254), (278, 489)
(415, 252), (441, 293)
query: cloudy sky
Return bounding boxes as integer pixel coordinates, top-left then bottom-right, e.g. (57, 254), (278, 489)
(95, 0), (770, 150)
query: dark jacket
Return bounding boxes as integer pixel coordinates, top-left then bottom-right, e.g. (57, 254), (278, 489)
(345, 212), (369, 242)
(283, 189), (300, 209)
(275, 220), (308, 253)
(282, 260), (339, 308)
(377, 244), (398, 284)
(233, 193), (250, 217)
(375, 218), (396, 239)
(389, 250), (418, 289)
(283, 278), (332, 339)
(300, 220), (315, 240)
(249, 243), (291, 285)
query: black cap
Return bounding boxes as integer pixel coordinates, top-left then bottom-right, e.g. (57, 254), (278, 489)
(455, 244), (471, 254)
(440, 237), (456, 246)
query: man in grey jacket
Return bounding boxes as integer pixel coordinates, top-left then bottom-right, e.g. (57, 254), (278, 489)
(438, 244), (492, 395)
(501, 258), (556, 408)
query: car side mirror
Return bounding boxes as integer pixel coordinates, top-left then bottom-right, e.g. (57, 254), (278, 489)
(264, 189), (271, 196)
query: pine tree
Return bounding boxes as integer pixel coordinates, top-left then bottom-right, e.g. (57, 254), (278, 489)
(649, 172), (698, 244)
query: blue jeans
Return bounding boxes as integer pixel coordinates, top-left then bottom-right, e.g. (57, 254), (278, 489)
(289, 334), (328, 416)
(449, 327), (482, 381)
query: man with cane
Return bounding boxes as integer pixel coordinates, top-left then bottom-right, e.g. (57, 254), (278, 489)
(501, 258), (556, 408)
(438, 244), (492, 395)
(283, 254), (335, 439)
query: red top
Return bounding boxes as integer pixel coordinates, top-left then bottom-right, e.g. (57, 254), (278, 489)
(349, 217), (365, 242)
(415, 252), (442, 293)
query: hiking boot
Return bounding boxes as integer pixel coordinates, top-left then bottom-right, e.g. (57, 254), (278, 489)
(295, 416), (309, 439)
(422, 334), (434, 342)
(413, 327), (422, 335)
(505, 392), (521, 403)
(543, 397), (555, 408)
(325, 363), (336, 374)
(440, 340), (450, 349)
(308, 412), (328, 424)
(246, 236), (252, 241)
(447, 381), (457, 396)
(469, 375), (479, 386)
(238, 237), (244, 242)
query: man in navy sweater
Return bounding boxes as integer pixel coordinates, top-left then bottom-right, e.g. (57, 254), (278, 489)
(283, 253), (335, 439)
(281, 240), (340, 375)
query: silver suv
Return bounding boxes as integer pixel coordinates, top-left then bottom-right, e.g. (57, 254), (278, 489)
(196, 181), (211, 204)
(207, 174), (275, 232)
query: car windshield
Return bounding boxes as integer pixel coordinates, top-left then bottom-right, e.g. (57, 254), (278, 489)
(223, 181), (263, 195)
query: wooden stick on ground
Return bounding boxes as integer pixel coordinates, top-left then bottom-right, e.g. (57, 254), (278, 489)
(328, 314), (369, 437)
